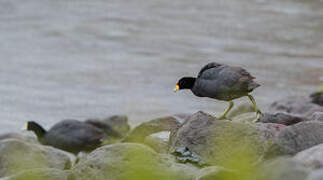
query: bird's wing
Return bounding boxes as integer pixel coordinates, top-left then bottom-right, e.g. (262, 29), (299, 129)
(197, 62), (223, 78)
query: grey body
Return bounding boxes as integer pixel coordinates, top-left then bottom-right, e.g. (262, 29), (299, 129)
(191, 62), (260, 101)
(40, 120), (104, 154)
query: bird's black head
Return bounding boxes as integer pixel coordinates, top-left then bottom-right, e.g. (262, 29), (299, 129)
(174, 77), (196, 92)
(25, 121), (46, 139)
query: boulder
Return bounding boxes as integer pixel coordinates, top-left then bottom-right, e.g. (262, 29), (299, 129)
(257, 157), (310, 180)
(266, 122), (323, 158)
(123, 114), (189, 143)
(144, 131), (170, 153)
(269, 98), (323, 117)
(85, 115), (130, 138)
(258, 112), (308, 125)
(169, 111), (274, 167)
(2, 168), (70, 180)
(294, 144), (323, 169)
(69, 143), (198, 180)
(0, 139), (73, 177)
(0, 133), (38, 144)
(310, 112), (323, 122)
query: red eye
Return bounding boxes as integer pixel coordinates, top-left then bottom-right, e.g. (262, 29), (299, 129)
(176, 82), (178, 85)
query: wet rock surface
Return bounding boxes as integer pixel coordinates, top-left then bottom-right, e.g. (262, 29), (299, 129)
(0, 139), (73, 177)
(266, 122), (323, 158)
(195, 166), (237, 180)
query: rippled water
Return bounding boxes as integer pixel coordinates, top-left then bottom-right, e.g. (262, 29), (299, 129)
(1, 0), (323, 132)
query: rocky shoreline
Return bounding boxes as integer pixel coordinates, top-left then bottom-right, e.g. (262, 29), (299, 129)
(0, 91), (323, 180)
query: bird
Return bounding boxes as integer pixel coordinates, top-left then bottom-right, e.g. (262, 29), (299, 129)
(174, 62), (261, 121)
(24, 120), (105, 154)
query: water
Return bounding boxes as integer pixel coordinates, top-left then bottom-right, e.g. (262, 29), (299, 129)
(0, 0), (323, 132)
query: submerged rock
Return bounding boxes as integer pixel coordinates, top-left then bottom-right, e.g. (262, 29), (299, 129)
(69, 143), (198, 180)
(259, 112), (308, 125)
(123, 114), (189, 143)
(0, 139), (73, 177)
(169, 111), (272, 167)
(269, 98), (323, 117)
(294, 144), (323, 169)
(266, 122), (323, 158)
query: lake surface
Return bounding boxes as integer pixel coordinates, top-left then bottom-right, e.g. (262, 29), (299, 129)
(1, 0), (323, 132)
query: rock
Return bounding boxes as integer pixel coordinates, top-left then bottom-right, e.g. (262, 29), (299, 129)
(195, 166), (237, 180)
(294, 144), (323, 169)
(169, 111), (271, 167)
(0, 133), (38, 144)
(266, 122), (323, 158)
(310, 112), (323, 122)
(269, 98), (323, 117)
(3, 168), (70, 180)
(123, 114), (189, 143)
(257, 157), (310, 180)
(144, 131), (170, 153)
(0, 139), (73, 177)
(310, 91), (323, 106)
(85, 115), (130, 138)
(69, 143), (198, 180)
(258, 112), (308, 125)
(307, 169), (323, 180)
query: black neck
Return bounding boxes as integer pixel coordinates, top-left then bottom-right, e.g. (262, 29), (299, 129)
(27, 121), (47, 139)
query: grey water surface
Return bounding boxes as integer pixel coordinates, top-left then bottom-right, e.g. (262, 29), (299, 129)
(1, 0), (323, 132)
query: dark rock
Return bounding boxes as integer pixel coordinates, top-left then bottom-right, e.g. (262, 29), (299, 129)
(257, 157), (310, 180)
(69, 143), (197, 180)
(86, 115), (130, 138)
(144, 131), (170, 153)
(310, 91), (323, 106)
(258, 112), (308, 125)
(310, 112), (323, 122)
(0, 139), (73, 177)
(269, 98), (323, 117)
(172, 147), (208, 167)
(123, 114), (189, 143)
(3, 168), (70, 180)
(294, 144), (323, 169)
(169, 111), (271, 167)
(266, 122), (323, 158)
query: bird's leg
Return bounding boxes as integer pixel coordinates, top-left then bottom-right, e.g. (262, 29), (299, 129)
(218, 101), (234, 120)
(247, 94), (262, 122)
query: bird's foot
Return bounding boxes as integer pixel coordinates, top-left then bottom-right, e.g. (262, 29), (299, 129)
(252, 110), (262, 123)
(217, 115), (232, 121)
